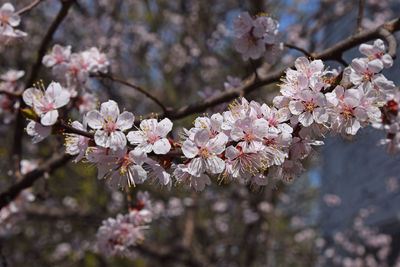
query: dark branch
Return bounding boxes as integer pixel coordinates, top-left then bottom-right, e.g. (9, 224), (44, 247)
(0, 154), (72, 209)
(16, 0), (43, 16)
(91, 72), (169, 114)
(284, 43), (313, 58)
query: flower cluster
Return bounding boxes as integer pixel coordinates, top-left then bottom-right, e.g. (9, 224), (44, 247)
(233, 12), (282, 62)
(23, 82), (71, 143)
(43, 44), (109, 113)
(96, 191), (153, 258)
(0, 3), (27, 43)
(21, 39), (398, 192)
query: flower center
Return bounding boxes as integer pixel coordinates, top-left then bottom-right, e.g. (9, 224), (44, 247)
(341, 105), (354, 120)
(118, 153), (132, 174)
(104, 120), (117, 134)
(199, 147), (210, 158)
(303, 100), (317, 112)
(147, 132), (159, 144)
(244, 132), (255, 143)
(42, 101), (54, 113)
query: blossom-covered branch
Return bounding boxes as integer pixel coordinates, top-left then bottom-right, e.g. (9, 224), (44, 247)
(159, 17), (400, 122)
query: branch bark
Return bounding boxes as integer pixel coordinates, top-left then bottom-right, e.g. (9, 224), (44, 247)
(16, 0), (43, 16)
(0, 154), (72, 209)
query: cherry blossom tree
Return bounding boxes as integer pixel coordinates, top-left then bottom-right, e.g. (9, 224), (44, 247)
(0, 0), (400, 266)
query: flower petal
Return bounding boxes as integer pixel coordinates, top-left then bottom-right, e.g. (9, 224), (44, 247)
(40, 109), (59, 126)
(100, 100), (119, 122)
(153, 138), (171, 154)
(116, 111), (134, 131)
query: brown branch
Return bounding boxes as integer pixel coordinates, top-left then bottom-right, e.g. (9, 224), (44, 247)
(16, 0), (42, 16)
(11, 0), (75, 176)
(57, 120), (94, 138)
(157, 17), (400, 122)
(91, 72), (169, 114)
(356, 0), (364, 33)
(0, 153), (72, 210)
(284, 43), (313, 58)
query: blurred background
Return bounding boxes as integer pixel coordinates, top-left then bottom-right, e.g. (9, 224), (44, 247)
(0, 0), (400, 266)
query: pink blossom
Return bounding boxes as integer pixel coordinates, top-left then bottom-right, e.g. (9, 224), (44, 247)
(87, 100), (134, 150)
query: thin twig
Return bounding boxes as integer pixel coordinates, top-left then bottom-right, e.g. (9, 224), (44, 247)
(284, 43), (313, 58)
(356, 0), (364, 33)
(16, 0), (42, 16)
(91, 72), (169, 114)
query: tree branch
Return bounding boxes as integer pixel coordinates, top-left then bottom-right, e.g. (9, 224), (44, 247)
(16, 0), (43, 16)
(157, 17), (400, 122)
(91, 72), (169, 114)
(284, 43), (313, 58)
(0, 153), (72, 210)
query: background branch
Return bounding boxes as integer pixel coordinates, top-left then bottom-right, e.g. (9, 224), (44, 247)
(16, 0), (43, 16)
(0, 153), (72, 209)
(92, 72), (169, 114)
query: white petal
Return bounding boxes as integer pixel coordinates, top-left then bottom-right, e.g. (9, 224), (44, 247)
(182, 140), (199, 158)
(299, 112), (313, 127)
(94, 130), (110, 147)
(156, 118), (173, 137)
(289, 101), (304, 115)
(126, 131), (146, 144)
(40, 110), (59, 126)
(100, 100), (119, 122)
(153, 138), (171, 154)
(116, 111), (134, 131)
(206, 155), (225, 174)
(225, 145), (239, 160)
(194, 128), (210, 147)
(188, 157), (205, 177)
(86, 110), (104, 129)
(22, 88), (42, 107)
(207, 133), (228, 154)
(140, 119), (157, 132)
(109, 131), (127, 150)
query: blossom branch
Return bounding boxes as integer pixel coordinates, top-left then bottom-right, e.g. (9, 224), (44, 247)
(0, 153), (72, 209)
(16, 0), (42, 16)
(91, 72), (169, 114)
(160, 17), (400, 121)
(11, 0), (75, 175)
